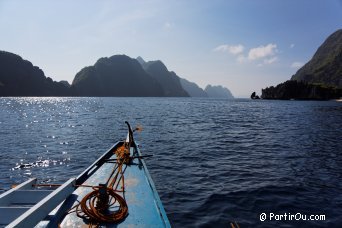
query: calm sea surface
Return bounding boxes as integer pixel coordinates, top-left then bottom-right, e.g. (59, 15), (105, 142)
(0, 97), (341, 227)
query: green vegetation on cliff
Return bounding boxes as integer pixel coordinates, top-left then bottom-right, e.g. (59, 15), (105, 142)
(261, 29), (342, 100)
(291, 29), (342, 88)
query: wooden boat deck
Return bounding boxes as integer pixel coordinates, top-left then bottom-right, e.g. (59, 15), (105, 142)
(36, 142), (170, 227)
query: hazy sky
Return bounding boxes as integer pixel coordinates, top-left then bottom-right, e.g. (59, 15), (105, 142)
(0, 0), (341, 97)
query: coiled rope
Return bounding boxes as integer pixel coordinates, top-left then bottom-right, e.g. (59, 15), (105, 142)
(78, 186), (128, 223)
(65, 143), (131, 226)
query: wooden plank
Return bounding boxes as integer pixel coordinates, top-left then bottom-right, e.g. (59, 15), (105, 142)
(7, 178), (75, 228)
(35, 193), (79, 228)
(0, 178), (37, 206)
(0, 207), (29, 225)
(9, 190), (53, 205)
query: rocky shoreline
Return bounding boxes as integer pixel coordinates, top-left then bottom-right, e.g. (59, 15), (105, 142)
(261, 80), (342, 100)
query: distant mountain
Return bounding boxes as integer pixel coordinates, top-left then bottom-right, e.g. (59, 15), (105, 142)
(291, 29), (342, 88)
(136, 56), (146, 66)
(179, 77), (208, 97)
(59, 80), (71, 88)
(0, 51), (235, 98)
(137, 57), (235, 98)
(205, 85), (234, 99)
(138, 57), (189, 97)
(0, 51), (70, 96)
(72, 55), (164, 96)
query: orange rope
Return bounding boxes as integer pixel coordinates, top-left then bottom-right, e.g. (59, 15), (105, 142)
(74, 143), (130, 225)
(78, 186), (128, 223)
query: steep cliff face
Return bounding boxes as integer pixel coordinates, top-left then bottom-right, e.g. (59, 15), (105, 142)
(291, 29), (342, 88)
(137, 57), (235, 98)
(72, 55), (164, 96)
(0, 51), (70, 96)
(179, 78), (208, 97)
(138, 58), (189, 97)
(260, 29), (342, 100)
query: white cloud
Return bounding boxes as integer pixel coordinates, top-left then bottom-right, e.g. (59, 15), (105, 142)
(264, 56), (278, 64)
(214, 43), (279, 65)
(290, 43), (295, 48)
(213, 44), (244, 55)
(248, 43), (277, 60)
(228, 44), (244, 55)
(291, 61), (304, 68)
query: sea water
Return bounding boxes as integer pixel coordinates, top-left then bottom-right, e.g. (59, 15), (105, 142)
(0, 97), (341, 227)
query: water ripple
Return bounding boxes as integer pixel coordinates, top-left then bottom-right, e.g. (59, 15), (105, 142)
(0, 97), (341, 227)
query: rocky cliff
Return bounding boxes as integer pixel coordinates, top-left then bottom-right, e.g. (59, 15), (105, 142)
(291, 29), (342, 88)
(205, 85), (234, 99)
(72, 55), (164, 96)
(262, 80), (342, 100)
(138, 58), (189, 97)
(179, 78), (208, 97)
(0, 51), (70, 96)
(0, 51), (235, 98)
(261, 29), (342, 100)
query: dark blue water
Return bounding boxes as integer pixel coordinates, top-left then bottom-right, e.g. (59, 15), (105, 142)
(0, 97), (341, 227)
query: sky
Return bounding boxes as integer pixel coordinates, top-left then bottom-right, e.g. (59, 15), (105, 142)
(0, 0), (341, 97)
